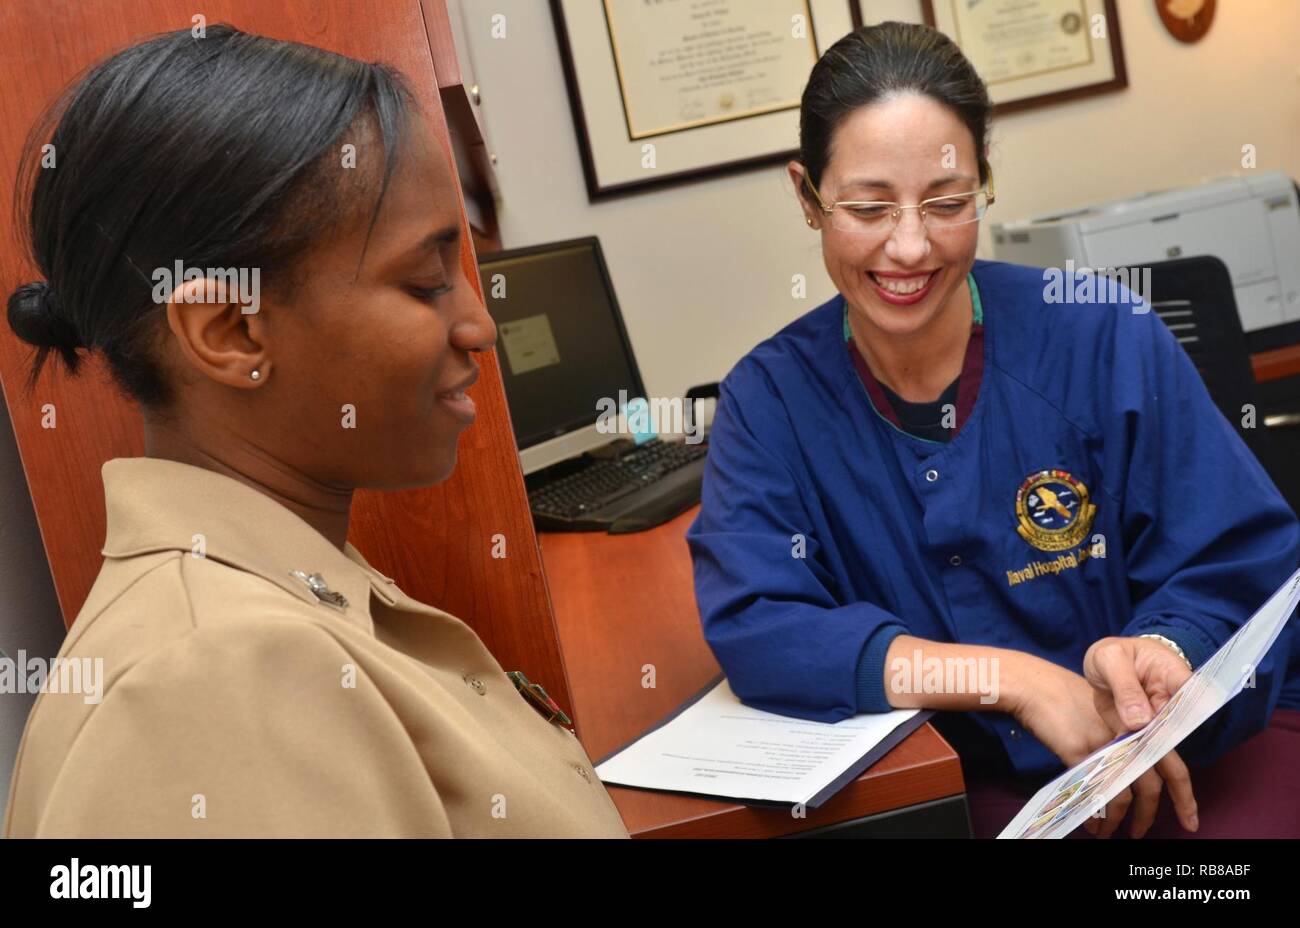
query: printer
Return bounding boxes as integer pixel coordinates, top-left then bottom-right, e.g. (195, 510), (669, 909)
(991, 171), (1300, 350)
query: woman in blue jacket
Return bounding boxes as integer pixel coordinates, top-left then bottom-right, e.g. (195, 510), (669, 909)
(687, 21), (1300, 839)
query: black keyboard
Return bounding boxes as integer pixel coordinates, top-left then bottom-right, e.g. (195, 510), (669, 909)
(528, 439), (708, 533)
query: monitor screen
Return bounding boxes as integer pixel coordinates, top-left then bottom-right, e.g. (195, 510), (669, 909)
(478, 238), (644, 451)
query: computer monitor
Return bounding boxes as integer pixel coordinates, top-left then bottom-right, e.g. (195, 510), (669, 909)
(477, 237), (647, 474)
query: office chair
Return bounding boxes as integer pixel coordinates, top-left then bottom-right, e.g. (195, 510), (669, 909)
(1119, 257), (1261, 446)
(1119, 255), (1300, 514)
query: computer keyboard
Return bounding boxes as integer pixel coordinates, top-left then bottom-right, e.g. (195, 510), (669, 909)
(528, 439), (708, 533)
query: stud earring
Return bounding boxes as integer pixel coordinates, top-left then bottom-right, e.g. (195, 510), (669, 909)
(250, 368), (261, 381)
(806, 218), (815, 228)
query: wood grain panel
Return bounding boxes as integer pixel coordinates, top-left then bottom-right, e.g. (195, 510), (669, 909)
(0, 0), (571, 714)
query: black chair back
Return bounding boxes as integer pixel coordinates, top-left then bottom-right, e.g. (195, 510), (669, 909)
(1120, 256), (1266, 456)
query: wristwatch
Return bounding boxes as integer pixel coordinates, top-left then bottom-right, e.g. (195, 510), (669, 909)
(1138, 633), (1194, 670)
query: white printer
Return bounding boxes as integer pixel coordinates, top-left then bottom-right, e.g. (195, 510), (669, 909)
(991, 171), (1300, 342)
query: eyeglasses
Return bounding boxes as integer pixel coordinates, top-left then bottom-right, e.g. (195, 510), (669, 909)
(804, 171), (995, 235)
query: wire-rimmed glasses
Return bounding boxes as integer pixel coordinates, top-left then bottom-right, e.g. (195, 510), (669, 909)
(803, 171), (995, 235)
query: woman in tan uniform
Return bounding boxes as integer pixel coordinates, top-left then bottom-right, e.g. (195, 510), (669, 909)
(3, 25), (628, 838)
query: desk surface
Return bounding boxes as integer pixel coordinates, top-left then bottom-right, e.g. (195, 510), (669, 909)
(539, 506), (966, 838)
(1253, 345), (1300, 383)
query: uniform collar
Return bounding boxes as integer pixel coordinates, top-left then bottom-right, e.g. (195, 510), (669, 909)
(100, 457), (401, 633)
(841, 272), (987, 443)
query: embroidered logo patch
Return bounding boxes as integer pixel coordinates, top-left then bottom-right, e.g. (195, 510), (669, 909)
(1015, 469), (1096, 552)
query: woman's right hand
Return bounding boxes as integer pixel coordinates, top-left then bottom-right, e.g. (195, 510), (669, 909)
(1004, 652), (1149, 837)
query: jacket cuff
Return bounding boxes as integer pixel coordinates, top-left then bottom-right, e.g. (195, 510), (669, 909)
(1128, 623), (1216, 670)
(855, 624), (908, 713)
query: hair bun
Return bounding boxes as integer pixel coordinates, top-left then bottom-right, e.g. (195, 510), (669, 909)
(7, 281), (84, 366)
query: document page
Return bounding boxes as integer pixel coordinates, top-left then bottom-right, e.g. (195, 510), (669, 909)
(594, 678), (922, 807)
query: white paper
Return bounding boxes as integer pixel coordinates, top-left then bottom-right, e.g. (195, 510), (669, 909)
(999, 567), (1300, 838)
(594, 678), (920, 806)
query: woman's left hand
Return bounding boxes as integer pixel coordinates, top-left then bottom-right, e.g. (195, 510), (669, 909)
(1083, 635), (1200, 834)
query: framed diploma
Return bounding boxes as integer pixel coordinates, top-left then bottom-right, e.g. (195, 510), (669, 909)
(921, 0), (1128, 115)
(551, 0), (862, 199)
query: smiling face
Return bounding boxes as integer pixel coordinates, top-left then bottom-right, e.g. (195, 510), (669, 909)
(792, 92), (984, 341)
(160, 113), (499, 493)
(266, 117), (497, 490)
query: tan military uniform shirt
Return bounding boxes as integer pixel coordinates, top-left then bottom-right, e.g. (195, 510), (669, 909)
(4, 457), (629, 838)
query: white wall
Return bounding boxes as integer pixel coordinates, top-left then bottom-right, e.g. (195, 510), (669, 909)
(455, 0), (1300, 400)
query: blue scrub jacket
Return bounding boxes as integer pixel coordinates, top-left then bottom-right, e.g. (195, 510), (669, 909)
(687, 258), (1300, 779)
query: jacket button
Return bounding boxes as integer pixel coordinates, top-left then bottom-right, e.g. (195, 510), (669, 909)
(949, 554), (962, 566)
(925, 469), (939, 482)
(573, 763), (592, 783)
(462, 672), (486, 695)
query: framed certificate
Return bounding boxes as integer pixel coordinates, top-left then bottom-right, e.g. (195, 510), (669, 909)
(551, 0), (862, 199)
(921, 0), (1128, 115)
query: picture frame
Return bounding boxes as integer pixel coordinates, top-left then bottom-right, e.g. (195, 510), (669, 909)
(921, 0), (1128, 116)
(550, 0), (863, 199)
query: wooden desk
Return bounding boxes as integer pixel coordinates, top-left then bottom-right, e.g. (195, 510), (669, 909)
(1252, 345), (1300, 383)
(539, 507), (968, 838)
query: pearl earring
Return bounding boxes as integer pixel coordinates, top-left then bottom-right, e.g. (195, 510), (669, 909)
(250, 368), (261, 381)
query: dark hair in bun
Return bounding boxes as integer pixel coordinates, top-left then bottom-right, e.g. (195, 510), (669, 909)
(7, 24), (414, 405)
(7, 281), (84, 376)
